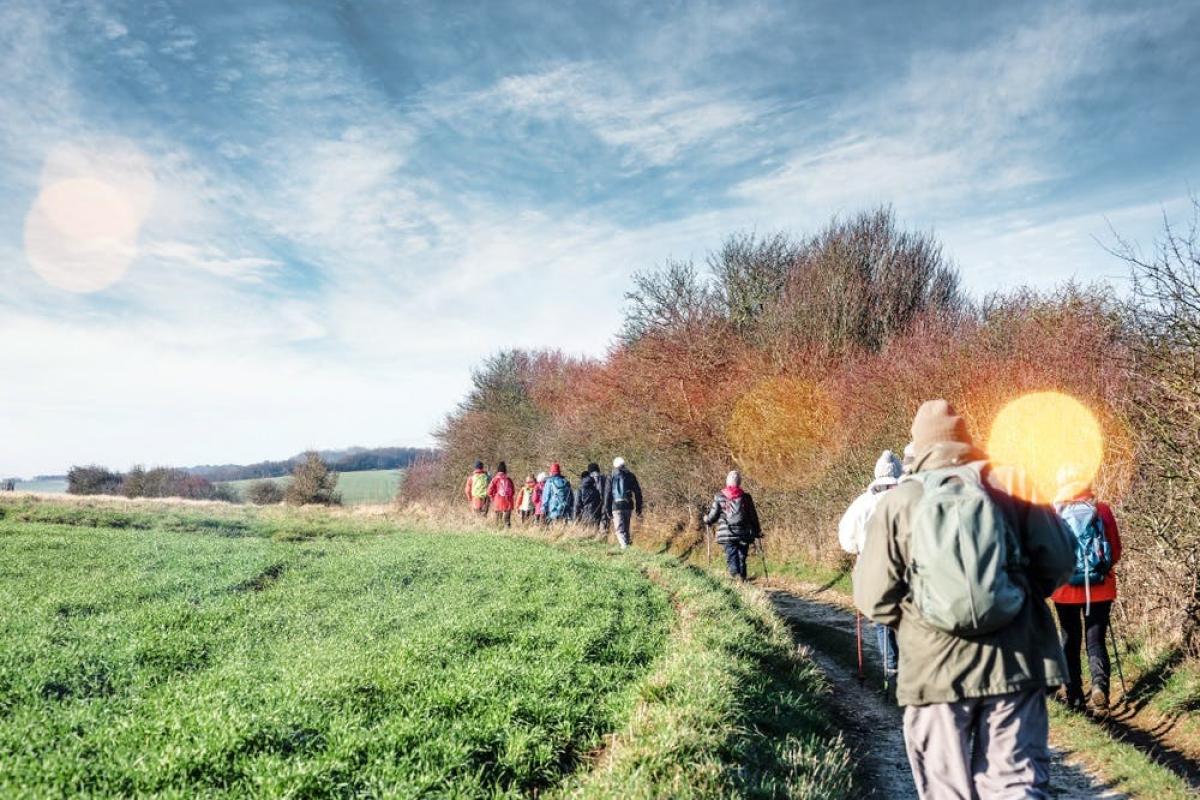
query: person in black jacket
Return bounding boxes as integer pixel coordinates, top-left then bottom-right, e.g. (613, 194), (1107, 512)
(703, 470), (762, 580)
(575, 469), (605, 530)
(606, 457), (643, 550)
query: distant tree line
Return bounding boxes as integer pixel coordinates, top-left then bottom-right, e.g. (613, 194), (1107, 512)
(67, 465), (238, 502)
(186, 447), (433, 482)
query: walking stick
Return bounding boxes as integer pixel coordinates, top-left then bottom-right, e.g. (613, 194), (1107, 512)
(855, 611), (865, 682)
(706, 524), (712, 566)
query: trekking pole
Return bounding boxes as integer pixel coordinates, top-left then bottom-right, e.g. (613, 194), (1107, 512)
(855, 611), (865, 682)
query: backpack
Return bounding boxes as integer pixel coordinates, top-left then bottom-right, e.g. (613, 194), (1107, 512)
(908, 465), (1026, 637)
(471, 472), (489, 499)
(724, 496), (745, 528)
(544, 476), (571, 517)
(495, 476), (513, 499)
(1056, 500), (1111, 588)
(611, 470), (634, 509)
(577, 477), (600, 508)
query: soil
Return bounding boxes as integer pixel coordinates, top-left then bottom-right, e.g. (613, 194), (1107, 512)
(766, 585), (1124, 798)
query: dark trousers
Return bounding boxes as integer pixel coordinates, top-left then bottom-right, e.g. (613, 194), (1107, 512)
(519, 510), (532, 524)
(1055, 600), (1112, 699)
(495, 510), (512, 528)
(722, 540), (749, 579)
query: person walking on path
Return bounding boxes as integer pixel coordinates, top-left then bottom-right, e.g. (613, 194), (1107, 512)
(605, 457), (643, 550)
(854, 399), (1075, 799)
(533, 472), (548, 525)
(541, 463), (573, 524)
(838, 449), (903, 683)
(703, 470), (762, 580)
(516, 475), (537, 524)
(486, 462), (516, 528)
(464, 461), (490, 515)
(1052, 466), (1123, 715)
(574, 463), (606, 530)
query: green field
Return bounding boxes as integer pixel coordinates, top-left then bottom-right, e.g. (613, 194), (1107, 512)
(0, 498), (851, 798)
(222, 468), (402, 505)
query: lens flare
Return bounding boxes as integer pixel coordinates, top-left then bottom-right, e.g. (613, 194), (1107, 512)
(986, 391), (1103, 504)
(23, 143), (154, 293)
(727, 377), (838, 489)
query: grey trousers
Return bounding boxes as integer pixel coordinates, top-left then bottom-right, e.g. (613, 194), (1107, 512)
(613, 509), (632, 548)
(904, 688), (1050, 800)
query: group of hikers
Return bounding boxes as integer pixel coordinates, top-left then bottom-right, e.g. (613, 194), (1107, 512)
(464, 457), (644, 548)
(840, 399), (1123, 798)
(464, 398), (1123, 798)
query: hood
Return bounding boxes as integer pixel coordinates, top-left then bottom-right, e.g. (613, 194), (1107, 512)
(912, 441), (985, 473)
(722, 485), (744, 501)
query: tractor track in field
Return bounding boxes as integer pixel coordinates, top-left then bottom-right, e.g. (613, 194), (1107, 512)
(766, 585), (1124, 798)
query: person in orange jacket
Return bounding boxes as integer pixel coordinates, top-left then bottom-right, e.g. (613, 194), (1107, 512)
(515, 474), (537, 524)
(464, 461), (490, 514)
(1052, 467), (1123, 714)
(487, 461), (516, 528)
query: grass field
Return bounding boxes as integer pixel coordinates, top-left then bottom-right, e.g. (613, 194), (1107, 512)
(0, 497), (851, 798)
(222, 468), (402, 505)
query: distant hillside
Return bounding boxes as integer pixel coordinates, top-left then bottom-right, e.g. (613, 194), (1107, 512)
(187, 447), (436, 483)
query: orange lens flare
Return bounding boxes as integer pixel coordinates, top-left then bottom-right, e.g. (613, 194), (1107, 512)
(986, 391), (1104, 504)
(727, 377), (838, 489)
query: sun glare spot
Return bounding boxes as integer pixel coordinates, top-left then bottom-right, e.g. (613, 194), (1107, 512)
(727, 377), (838, 489)
(23, 144), (155, 293)
(986, 391), (1103, 504)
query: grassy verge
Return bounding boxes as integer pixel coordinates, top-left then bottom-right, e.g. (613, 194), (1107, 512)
(0, 497), (853, 798)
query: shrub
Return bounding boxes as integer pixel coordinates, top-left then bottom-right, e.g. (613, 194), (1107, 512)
(245, 480), (285, 505)
(285, 452), (341, 506)
(67, 465), (123, 495)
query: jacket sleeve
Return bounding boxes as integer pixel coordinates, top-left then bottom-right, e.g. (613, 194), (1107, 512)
(1099, 502), (1122, 566)
(631, 474), (644, 514)
(1016, 497), (1075, 597)
(837, 495), (865, 554)
(486, 475), (497, 499)
(604, 475), (614, 515)
(853, 496), (906, 627)
(703, 495), (722, 526)
(745, 494), (762, 537)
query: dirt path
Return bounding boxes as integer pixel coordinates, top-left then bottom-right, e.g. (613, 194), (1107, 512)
(767, 588), (1123, 798)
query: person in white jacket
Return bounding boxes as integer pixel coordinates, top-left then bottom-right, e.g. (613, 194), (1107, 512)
(838, 449), (903, 679)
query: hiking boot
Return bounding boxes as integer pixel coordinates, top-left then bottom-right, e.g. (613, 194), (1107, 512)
(1088, 688), (1109, 716)
(1054, 687), (1085, 711)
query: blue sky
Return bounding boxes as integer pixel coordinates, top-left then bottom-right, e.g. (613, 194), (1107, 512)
(2, 0), (1197, 477)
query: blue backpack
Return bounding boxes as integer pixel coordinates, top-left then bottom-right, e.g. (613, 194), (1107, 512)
(1056, 500), (1111, 588)
(543, 476), (572, 519)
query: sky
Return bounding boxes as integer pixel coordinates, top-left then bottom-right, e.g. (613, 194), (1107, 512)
(1, 0), (1198, 477)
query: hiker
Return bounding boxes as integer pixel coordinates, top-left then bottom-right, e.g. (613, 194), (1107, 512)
(574, 463), (606, 530)
(464, 461), (490, 515)
(487, 462), (516, 528)
(541, 463), (573, 524)
(1052, 466), (1123, 714)
(516, 474), (537, 524)
(838, 450), (903, 683)
(533, 471), (548, 525)
(702, 470), (761, 580)
(854, 400), (1075, 799)
(605, 457), (643, 550)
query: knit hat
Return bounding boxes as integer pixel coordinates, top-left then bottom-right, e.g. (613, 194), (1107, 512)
(536, 472), (547, 483)
(550, 462), (561, 476)
(474, 460), (483, 470)
(587, 462), (600, 474)
(496, 461), (507, 474)
(911, 400), (972, 452)
(726, 470), (741, 487)
(874, 450), (902, 480)
(613, 457), (626, 469)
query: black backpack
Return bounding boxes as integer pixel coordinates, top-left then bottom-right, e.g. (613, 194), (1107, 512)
(724, 496), (746, 528)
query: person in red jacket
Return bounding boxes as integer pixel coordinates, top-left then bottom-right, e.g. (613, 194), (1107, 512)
(487, 461), (516, 528)
(533, 472), (547, 525)
(464, 461), (490, 514)
(1052, 468), (1123, 714)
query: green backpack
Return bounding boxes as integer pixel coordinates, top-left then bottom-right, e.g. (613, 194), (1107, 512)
(471, 472), (489, 499)
(908, 465), (1026, 636)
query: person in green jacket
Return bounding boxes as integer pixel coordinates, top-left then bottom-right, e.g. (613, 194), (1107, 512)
(854, 400), (1075, 799)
